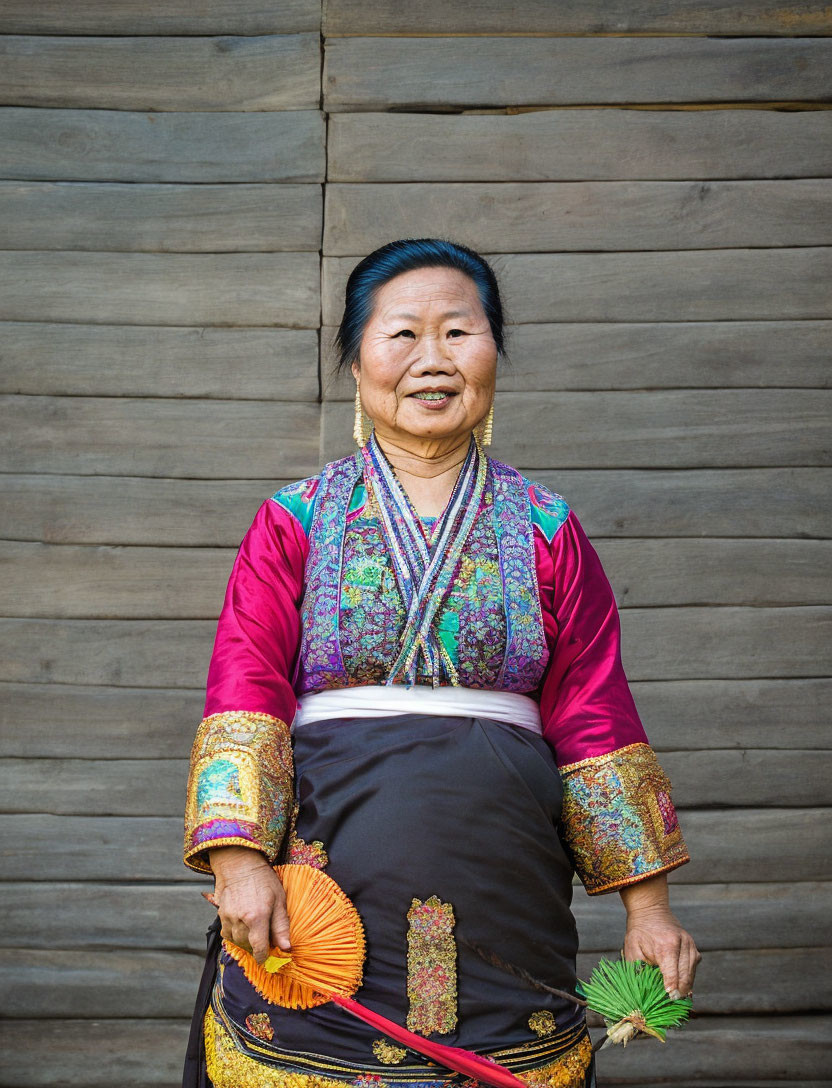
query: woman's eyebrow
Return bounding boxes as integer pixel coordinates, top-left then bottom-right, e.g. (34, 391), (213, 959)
(388, 309), (470, 321)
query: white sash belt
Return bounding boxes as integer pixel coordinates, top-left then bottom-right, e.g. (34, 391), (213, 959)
(292, 684), (543, 735)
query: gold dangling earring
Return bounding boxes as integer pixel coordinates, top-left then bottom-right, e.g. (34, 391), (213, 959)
(353, 383), (367, 447)
(475, 402), (494, 451)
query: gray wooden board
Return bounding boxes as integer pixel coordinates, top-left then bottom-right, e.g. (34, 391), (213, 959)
(0, 1017), (828, 1087)
(327, 109), (832, 182)
(0, 34), (320, 111)
(321, 320), (832, 396)
(323, 181), (832, 255)
(1, 809), (829, 883)
(2, 470), (829, 545)
(2, 749), (829, 815)
(0, 108), (326, 183)
(1, 608), (828, 686)
(2, 539), (829, 618)
(323, 37), (832, 110)
(0, 182), (323, 252)
(323, 0), (832, 35)
(319, 390), (832, 469)
(0, 252), (320, 327)
(3, 678), (829, 760)
(0, 324), (319, 399)
(0, 0), (320, 34)
(0, 397), (321, 478)
(7, 881), (829, 954)
(2, 946), (829, 1019)
(322, 249), (832, 325)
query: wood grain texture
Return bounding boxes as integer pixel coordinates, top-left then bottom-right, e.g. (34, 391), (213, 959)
(3, 749), (828, 815)
(0, 252), (320, 326)
(0, 0), (320, 34)
(0, 1017), (828, 1088)
(3, 946), (829, 1018)
(1, 324), (318, 399)
(328, 109), (832, 182)
(0, 182), (323, 252)
(324, 37), (832, 110)
(320, 390), (832, 469)
(1, 609), (827, 686)
(3, 678), (828, 759)
(1, 809), (828, 882)
(0, 107), (326, 182)
(323, 180), (832, 254)
(322, 320), (832, 397)
(1, 538), (828, 618)
(3, 469), (829, 545)
(323, 0), (832, 35)
(0, 34), (320, 111)
(8, 880), (828, 953)
(0, 397), (320, 478)
(322, 248), (832, 325)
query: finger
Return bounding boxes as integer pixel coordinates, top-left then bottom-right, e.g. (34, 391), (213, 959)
(657, 943), (681, 997)
(230, 921), (253, 954)
(680, 939), (701, 996)
(270, 897), (292, 952)
(248, 917), (271, 965)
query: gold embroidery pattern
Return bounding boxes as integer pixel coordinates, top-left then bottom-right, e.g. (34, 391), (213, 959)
(406, 895), (457, 1036)
(205, 1008), (592, 1088)
(559, 742), (690, 895)
(184, 710), (294, 874)
(246, 1012), (275, 1041)
(372, 1040), (407, 1065)
(528, 1011), (557, 1038)
(287, 831), (329, 870)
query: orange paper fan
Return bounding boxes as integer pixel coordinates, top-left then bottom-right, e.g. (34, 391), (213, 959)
(223, 864), (366, 1009)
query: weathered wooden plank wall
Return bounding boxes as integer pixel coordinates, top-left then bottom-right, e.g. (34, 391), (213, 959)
(0, 0), (830, 1084)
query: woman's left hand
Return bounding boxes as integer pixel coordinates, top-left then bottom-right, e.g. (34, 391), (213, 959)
(623, 905), (701, 999)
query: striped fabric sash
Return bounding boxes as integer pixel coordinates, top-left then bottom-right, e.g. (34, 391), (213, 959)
(361, 431), (487, 686)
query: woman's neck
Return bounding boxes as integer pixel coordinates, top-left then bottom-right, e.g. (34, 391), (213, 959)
(372, 431), (473, 517)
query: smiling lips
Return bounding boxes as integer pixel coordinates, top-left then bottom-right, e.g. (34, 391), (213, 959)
(409, 389), (458, 403)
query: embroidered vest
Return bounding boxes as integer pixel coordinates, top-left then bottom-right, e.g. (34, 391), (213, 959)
(295, 452), (549, 696)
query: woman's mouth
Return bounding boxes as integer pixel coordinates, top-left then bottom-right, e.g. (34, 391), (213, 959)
(409, 390), (457, 407)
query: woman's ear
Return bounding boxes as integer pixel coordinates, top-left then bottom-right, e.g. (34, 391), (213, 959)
(350, 360), (360, 383)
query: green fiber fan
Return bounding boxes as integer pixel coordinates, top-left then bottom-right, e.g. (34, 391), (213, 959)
(576, 959), (693, 1049)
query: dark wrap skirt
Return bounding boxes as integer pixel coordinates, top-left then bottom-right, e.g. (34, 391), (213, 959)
(184, 713), (597, 1087)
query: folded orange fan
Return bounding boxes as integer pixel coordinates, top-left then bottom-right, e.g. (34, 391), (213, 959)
(221, 864), (530, 1088)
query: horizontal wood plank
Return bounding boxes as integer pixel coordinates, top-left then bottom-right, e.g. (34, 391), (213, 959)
(328, 109), (832, 182)
(2, 324), (318, 399)
(8, 881), (827, 954)
(3, 678), (828, 759)
(322, 249), (832, 325)
(324, 37), (832, 110)
(0, 608), (828, 687)
(2, 749), (828, 815)
(320, 390), (832, 469)
(0, 252), (320, 326)
(3, 946), (829, 1018)
(323, 1), (832, 35)
(322, 320), (832, 396)
(3, 470), (829, 545)
(0, 397), (320, 478)
(0, 107), (325, 183)
(1, 809), (827, 882)
(2, 538), (828, 618)
(0, 182), (322, 252)
(324, 180), (832, 254)
(0, 1017), (828, 1088)
(0, 1), (319, 34)
(0, 33), (320, 111)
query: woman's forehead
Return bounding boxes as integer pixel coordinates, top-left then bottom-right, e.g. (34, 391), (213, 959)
(372, 267), (481, 315)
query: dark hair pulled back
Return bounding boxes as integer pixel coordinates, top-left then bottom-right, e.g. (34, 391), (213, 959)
(333, 237), (508, 373)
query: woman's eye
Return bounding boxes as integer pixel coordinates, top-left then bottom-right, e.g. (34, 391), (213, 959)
(393, 329), (416, 339)
(448, 329), (466, 337)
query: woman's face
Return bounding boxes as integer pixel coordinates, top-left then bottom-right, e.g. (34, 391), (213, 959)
(351, 266), (498, 450)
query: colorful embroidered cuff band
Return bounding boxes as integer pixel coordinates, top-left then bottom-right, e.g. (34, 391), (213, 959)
(184, 711), (294, 875)
(559, 742), (689, 895)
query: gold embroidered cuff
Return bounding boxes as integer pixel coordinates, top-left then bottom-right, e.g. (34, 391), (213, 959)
(559, 742), (689, 895)
(184, 711), (294, 875)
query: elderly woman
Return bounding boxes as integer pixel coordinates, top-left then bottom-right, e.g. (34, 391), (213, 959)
(182, 238), (700, 1088)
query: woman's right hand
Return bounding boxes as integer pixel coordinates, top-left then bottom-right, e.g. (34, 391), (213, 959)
(208, 846), (291, 964)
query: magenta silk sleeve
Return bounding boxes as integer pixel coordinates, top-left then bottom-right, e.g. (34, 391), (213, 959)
(536, 510), (690, 894)
(183, 500), (307, 874)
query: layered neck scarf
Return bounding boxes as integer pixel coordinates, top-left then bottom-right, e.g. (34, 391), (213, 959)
(361, 430), (488, 687)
